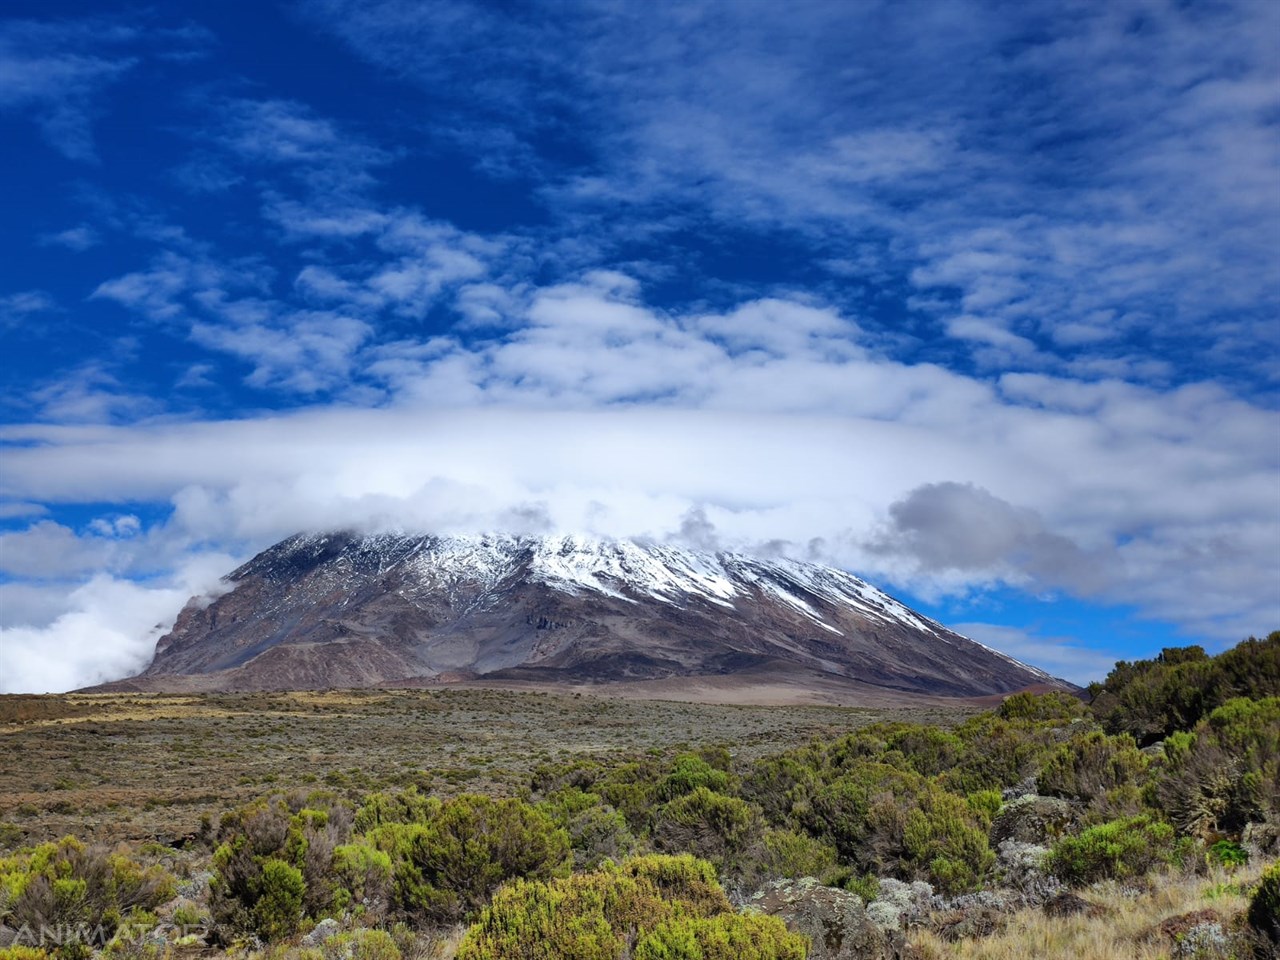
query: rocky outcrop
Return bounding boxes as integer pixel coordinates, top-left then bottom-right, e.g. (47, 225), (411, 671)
(990, 794), (1077, 846)
(750, 878), (905, 960)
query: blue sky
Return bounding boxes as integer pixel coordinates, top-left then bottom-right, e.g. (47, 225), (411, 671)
(1, 0), (1277, 692)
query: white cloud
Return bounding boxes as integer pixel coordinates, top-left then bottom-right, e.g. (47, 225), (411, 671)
(40, 224), (99, 251)
(950, 622), (1120, 687)
(0, 555), (235, 694)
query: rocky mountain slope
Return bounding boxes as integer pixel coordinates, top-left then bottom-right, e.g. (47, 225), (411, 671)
(108, 532), (1067, 699)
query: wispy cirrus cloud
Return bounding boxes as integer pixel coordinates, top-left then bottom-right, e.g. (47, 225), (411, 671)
(301, 0), (1280, 387)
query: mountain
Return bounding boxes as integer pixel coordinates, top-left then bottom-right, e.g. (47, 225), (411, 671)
(104, 532), (1068, 702)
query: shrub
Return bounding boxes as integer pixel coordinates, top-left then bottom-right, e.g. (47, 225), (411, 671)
(885, 726), (965, 778)
(0, 949), (49, 960)
(652, 789), (763, 876)
(902, 789), (995, 894)
(1089, 634), (1280, 744)
(538, 789), (636, 869)
(323, 929), (401, 960)
(739, 754), (820, 826)
(632, 912), (808, 960)
(455, 855), (734, 960)
(660, 756), (732, 802)
(209, 793), (352, 940)
(1155, 697), (1280, 837)
(757, 829), (837, 881)
(332, 842), (394, 917)
(942, 714), (1061, 794)
(1046, 815), (1186, 885)
(1037, 731), (1148, 808)
(998, 691), (1085, 723)
(596, 761), (664, 834)
(1208, 840), (1247, 868)
(0, 837), (174, 958)
(369, 794), (571, 924)
(250, 859), (304, 942)
(354, 790), (439, 833)
(1248, 861), (1280, 944)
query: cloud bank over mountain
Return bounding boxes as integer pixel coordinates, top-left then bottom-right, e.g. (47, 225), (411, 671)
(1, 0), (1276, 691)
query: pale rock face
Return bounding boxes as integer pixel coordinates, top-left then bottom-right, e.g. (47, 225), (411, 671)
(122, 531), (1066, 697)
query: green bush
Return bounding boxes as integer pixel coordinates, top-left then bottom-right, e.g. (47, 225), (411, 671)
(455, 855), (737, 960)
(652, 789), (763, 876)
(633, 912), (807, 960)
(902, 789), (995, 894)
(1155, 697), (1280, 837)
(998, 691), (1085, 723)
(1089, 634), (1280, 744)
(941, 714), (1062, 795)
(758, 829), (837, 881)
(1046, 815), (1187, 886)
(740, 754), (820, 826)
(251, 859), (305, 942)
(660, 755), (732, 802)
(595, 760), (665, 834)
(354, 789), (439, 833)
(209, 792), (352, 940)
(885, 726), (965, 778)
(369, 794), (571, 924)
(1208, 840), (1247, 868)
(331, 842), (394, 917)
(1248, 861), (1280, 944)
(1037, 731), (1149, 809)
(0, 837), (174, 958)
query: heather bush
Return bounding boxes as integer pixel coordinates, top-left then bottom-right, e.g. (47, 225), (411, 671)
(885, 726), (965, 778)
(757, 828), (837, 881)
(1089, 633), (1280, 744)
(632, 912), (807, 960)
(998, 690), (1086, 723)
(539, 790), (636, 869)
(209, 792), (353, 940)
(1046, 814), (1188, 885)
(454, 855), (740, 960)
(941, 714), (1062, 794)
(322, 929), (401, 960)
(902, 789), (995, 894)
(660, 755), (732, 801)
(739, 753), (820, 826)
(368, 794), (571, 924)
(1037, 731), (1149, 811)
(331, 842), (393, 918)
(1248, 861), (1280, 945)
(0, 837), (174, 958)
(652, 788), (763, 877)
(800, 761), (993, 891)
(595, 760), (665, 834)
(353, 789), (440, 833)
(250, 859), (305, 942)
(1156, 697), (1280, 837)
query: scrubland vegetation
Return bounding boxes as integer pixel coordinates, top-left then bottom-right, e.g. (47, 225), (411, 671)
(0, 633), (1276, 958)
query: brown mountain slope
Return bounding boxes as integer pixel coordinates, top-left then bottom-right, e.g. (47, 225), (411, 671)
(98, 532), (1070, 699)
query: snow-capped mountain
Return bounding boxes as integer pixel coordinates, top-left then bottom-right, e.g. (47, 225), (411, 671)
(117, 532), (1065, 699)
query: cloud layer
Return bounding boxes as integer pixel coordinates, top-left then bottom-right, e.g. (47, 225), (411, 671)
(1, 1), (1277, 691)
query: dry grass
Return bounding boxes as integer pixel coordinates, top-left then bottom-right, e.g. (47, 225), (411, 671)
(0, 688), (974, 848)
(910, 863), (1268, 960)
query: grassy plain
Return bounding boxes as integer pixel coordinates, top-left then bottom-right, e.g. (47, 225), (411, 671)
(0, 688), (974, 848)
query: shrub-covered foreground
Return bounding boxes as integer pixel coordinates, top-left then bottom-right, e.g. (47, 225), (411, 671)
(0, 632), (1276, 959)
